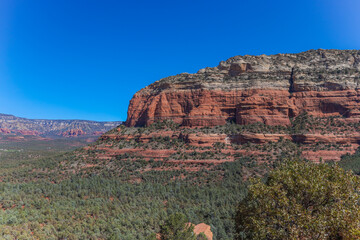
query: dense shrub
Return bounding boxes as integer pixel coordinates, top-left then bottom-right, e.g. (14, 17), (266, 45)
(235, 160), (360, 239)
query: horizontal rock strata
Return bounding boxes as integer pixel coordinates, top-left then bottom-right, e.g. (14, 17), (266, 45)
(70, 50), (360, 176)
(126, 50), (360, 127)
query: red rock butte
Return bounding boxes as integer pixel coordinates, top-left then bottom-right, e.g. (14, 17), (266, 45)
(126, 49), (360, 127)
(74, 50), (360, 173)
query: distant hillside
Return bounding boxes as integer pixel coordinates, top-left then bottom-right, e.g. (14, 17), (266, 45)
(0, 113), (122, 138)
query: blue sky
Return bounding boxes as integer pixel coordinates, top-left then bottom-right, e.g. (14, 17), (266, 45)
(1, 0), (360, 121)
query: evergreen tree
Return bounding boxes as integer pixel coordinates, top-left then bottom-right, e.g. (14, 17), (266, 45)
(235, 160), (360, 239)
(160, 213), (196, 240)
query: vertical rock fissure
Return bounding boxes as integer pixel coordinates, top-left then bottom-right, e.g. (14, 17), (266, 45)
(289, 67), (295, 94)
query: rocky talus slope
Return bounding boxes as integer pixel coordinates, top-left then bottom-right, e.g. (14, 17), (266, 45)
(54, 50), (360, 181)
(0, 113), (121, 138)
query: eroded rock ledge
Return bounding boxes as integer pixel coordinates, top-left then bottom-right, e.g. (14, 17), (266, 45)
(126, 49), (360, 127)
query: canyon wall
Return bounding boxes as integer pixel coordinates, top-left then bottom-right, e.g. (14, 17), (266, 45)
(67, 50), (360, 173)
(126, 49), (360, 127)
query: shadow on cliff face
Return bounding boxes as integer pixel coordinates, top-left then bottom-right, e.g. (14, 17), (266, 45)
(320, 102), (349, 117)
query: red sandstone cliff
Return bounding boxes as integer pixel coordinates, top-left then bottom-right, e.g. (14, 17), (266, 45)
(126, 50), (360, 127)
(64, 50), (360, 176)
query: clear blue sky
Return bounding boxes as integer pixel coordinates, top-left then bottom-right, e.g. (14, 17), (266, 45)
(1, 0), (359, 121)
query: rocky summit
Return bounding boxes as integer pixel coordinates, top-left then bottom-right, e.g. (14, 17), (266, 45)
(126, 49), (360, 127)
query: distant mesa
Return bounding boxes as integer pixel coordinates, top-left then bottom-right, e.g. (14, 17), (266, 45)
(0, 113), (122, 140)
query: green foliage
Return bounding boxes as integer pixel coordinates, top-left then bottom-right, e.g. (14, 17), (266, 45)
(0, 143), (249, 239)
(4, 116), (359, 239)
(159, 213), (195, 240)
(339, 149), (360, 175)
(235, 160), (360, 240)
(146, 120), (180, 131)
(196, 232), (208, 240)
(145, 233), (158, 240)
(289, 111), (312, 134)
(0, 176), (244, 239)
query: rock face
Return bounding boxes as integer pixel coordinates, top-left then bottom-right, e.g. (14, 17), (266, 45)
(60, 129), (86, 137)
(61, 50), (360, 178)
(126, 49), (360, 127)
(193, 223), (213, 240)
(0, 113), (122, 138)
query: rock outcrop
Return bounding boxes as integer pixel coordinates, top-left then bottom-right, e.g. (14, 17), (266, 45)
(193, 223), (213, 240)
(60, 50), (360, 178)
(126, 49), (360, 127)
(60, 129), (86, 137)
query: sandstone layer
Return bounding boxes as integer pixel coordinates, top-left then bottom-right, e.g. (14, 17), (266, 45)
(64, 50), (360, 178)
(126, 49), (360, 127)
